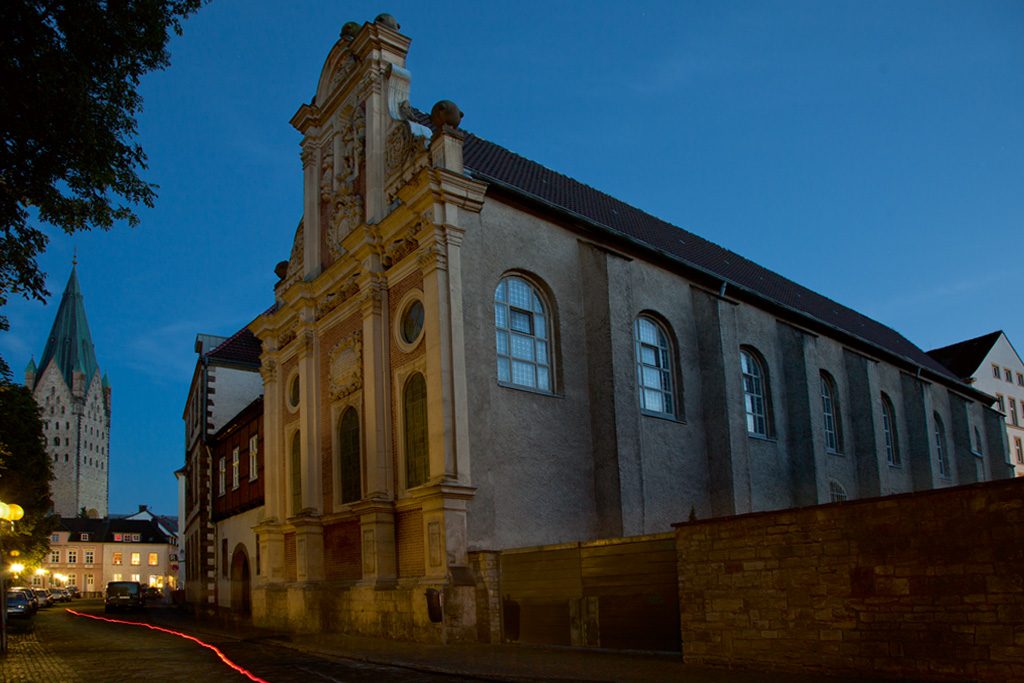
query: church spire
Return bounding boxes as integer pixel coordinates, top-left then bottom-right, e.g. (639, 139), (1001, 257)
(36, 265), (100, 390)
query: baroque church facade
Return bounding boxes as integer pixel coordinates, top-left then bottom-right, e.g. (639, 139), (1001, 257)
(25, 266), (111, 518)
(209, 16), (1011, 640)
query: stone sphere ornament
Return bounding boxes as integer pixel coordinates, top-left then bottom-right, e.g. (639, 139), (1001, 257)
(340, 22), (360, 41)
(274, 261), (289, 280)
(375, 13), (400, 30)
(430, 100), (464, 129)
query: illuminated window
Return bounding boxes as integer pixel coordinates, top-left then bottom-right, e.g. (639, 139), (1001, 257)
(130, 552), (141, 566)
(67, 550), (77, 564)
(148, 553), (159, 566)
(218, 457), (226, 496)
(494, 275), (552, 392)
(881, 393), (900, 466)
(81, 533), (90, 541)
(634, 316), (676, 417)
(50, 550), (60, 563)
(84, 550), (94, 565)
(131, 533), (140, 542)
(130, 574), (140, 583)
(404, 373), (429, 488)
(249, 435), (259, 481)
(112, 573), (123, 582)
(112, 552), (123, 565)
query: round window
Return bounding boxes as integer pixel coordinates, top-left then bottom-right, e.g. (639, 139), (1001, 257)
(401, 299), (424, 345)
(288, 374), (300, 408)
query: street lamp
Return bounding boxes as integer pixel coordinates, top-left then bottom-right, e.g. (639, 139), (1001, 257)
(0, 499), (25, 655)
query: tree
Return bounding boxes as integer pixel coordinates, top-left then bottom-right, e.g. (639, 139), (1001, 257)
(0, 381), (54, 566)
(0, 0), (204, 377)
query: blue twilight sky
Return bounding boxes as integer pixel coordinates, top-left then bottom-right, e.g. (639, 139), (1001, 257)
(1, 1), (1022, 517)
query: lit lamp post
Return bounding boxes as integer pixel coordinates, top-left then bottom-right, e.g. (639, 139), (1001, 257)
(0, 501), (25, 656)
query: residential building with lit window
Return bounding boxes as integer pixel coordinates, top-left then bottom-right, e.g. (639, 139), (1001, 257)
(928, 330), (1024, 476)
(191, 15), (1011, 643)
(43, 518), (176, 597)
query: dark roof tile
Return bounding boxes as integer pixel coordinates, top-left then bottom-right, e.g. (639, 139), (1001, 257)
(926, 331), (1002, 380)
(208, 327), (261, 366)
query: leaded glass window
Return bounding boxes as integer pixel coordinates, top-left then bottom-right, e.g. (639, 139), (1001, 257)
(634, 317), (675, 416)
(339, 407), (361, 504)
(494, 276), (551, 392)
(290, 431), (302, 515)
(881, 393), (900, 466)
(828, 480), (848, 503)
(934, 413), (950, 477)
(741, 348), (769, 436)
(404, 373), (429, 488)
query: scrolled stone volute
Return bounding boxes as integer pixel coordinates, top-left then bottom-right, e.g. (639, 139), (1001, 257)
(430, 99), (464, 130)
(274, 260), (289, 280)
(374, 13), (400, 30)
(340, 21), (360, 41)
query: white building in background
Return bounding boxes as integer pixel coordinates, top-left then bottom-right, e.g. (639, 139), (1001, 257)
(929, 330), (1024, 475)
(42, 518), (177, 597)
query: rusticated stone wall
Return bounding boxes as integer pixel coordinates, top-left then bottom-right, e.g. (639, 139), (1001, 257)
(675, 478), (1024, 682)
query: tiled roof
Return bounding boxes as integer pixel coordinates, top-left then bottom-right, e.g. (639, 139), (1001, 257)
(58, 517), (172, 544)
(926, 331), (1002, 381)
(456, 129), (959, 382)
(207, 327), (261, 366)
(35, 266), (101, 389)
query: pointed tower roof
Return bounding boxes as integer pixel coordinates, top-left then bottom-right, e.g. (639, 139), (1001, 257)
(25, 357), (37, 374)
(37, 266), (100, 389)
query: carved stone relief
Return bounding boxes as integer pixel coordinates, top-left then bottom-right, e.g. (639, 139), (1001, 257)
(324, 105), (366, 259)
(328, 331), (363, 400)
(316, 275), (361, 320)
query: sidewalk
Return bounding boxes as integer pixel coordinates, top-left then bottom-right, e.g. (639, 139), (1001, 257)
(144, 605), (901, 683)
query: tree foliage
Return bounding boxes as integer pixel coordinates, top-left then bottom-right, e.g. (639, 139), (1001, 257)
(0, 382), (55, 565)
(0, 0), (203, 377)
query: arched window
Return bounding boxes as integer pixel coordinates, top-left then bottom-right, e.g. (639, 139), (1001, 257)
(820, 371), (843, 454)
(404, 373), (429, 488)
(740, 347), (771, 436)
(972, 426), (983, 455)
(338, 407), (361, 504)
(828, 480), (848, 503)
(494, 275), (552, 392)
(881, 393), (900, 466)
(934, 413), (950, 478)
(290, 431), (302, 515)
(633, 316), (676, 417)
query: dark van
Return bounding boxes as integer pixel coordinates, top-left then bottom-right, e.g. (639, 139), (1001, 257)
(104, 581), (143, 613)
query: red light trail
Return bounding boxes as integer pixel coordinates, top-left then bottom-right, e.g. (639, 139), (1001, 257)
(66, 609), (271, 682)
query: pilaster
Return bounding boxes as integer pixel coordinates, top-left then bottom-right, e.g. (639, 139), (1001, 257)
(297, 324), (323, 513)
(359, 276), (394, 499)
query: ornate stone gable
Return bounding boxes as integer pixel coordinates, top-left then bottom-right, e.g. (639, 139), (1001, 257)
(321, 104), (366, 260)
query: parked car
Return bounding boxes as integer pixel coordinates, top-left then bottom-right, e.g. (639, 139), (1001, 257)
(143, 586), (162, 603)
(66, 585), (81, 599)
(52, 587), (71, 602)
(6, 590), (34, 619)
(104, 581), (144, 612)
(10, 586), (39, 613)
(32, 588), (54, 607)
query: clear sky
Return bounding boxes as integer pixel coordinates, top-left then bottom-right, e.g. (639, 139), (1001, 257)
(1, 1), (1021, 517)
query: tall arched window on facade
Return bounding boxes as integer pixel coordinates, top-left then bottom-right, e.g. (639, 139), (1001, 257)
(934, 412), (950, 478)
(290, 430), (302, 515)
(634, 316), (676, 417)
(338, 407), (361, 504)
(881, 392), (900, 466)
(820, 371), (843, 454)
(494, 275), (552, 392)
(740, 347), (771, 436)
(404, 373), (429, 488)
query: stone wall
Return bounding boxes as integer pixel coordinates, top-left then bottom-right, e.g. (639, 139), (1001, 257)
(675, 478), (1024, 682)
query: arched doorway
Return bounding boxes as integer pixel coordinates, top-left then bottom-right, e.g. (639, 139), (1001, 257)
(229, 544), (251, 615)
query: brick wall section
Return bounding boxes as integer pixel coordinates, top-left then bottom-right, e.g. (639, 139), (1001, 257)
(397, 509), (424, 578)
(283, 532), (297, 582)
(675, 478), (1024, 682)
(317, 311), (362, 512)
(323, 520), (361, 581)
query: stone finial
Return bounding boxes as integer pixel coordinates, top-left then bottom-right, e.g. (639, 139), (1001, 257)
(274, 260), (289, 280)
(340, 21), (360, 41)
(430, 100), (463, 130)
(375, 13), (400, 30)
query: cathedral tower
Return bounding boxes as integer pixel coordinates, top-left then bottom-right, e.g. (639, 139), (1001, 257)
(24, 265), (111, 517)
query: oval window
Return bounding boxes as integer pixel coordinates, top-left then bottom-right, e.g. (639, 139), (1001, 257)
(401, 300), (424, 345)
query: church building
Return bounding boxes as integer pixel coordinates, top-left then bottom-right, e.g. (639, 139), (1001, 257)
(25, 265), (111, 518)
(219, 16), (1009, 642)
